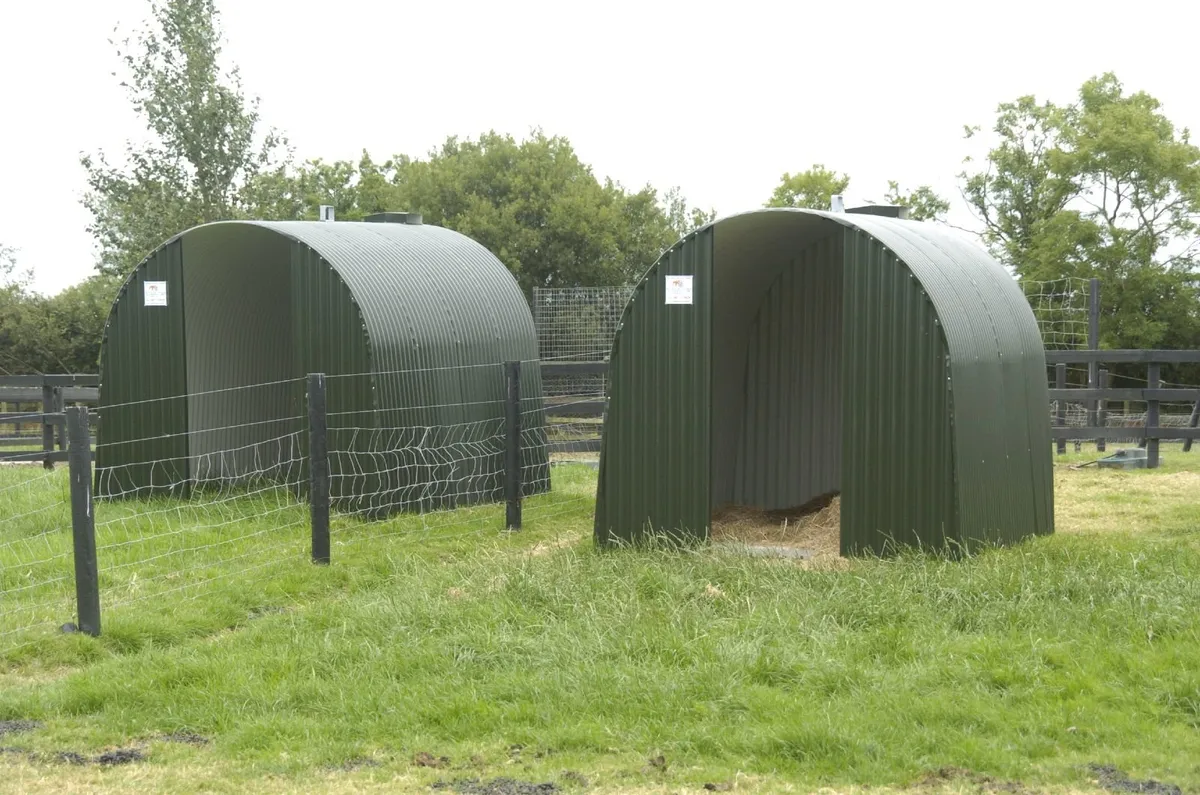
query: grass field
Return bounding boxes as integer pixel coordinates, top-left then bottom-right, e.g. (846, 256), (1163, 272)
(0, 447), (1198, 793)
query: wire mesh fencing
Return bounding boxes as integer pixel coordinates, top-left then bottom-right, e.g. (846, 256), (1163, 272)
(0, 467), (74, 654)
(0, 361), (600, 659)
(533, 286), (632, 403)
(93, 421), (310, 613)
(1019, 277), (1091, 350)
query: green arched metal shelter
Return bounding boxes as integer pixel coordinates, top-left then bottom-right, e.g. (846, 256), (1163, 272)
(594, 208), (1053, 555)
(96, 217), (549, 513)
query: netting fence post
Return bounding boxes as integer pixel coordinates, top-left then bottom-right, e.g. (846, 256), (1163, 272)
(505, 361), (523, 531)
(1146, 363), (1161, 469)
(1055, 363), (1067, 455)
(42, 381), (55, 470)
(1097, 368), (1109, 453)
(1087, 278), (1100, 441)
(67, 406), (101, 636)
(308, 373), (331, 565)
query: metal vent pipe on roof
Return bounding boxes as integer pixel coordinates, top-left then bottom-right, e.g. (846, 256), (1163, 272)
(829, 195), (845, 213)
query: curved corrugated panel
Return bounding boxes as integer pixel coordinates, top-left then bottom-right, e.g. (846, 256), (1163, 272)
(839, 227), (956, 555)
(829, 215), (1054, 549)
(595, 208), (1052, 554)
(95, 239), (190, 498)
(96, 220), (549, 512)
(256, 221), (550, 511)
(594, 228), (713, 544)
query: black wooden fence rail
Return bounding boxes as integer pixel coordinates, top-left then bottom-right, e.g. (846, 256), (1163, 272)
(0, 375), (100, 467)
(547, 354), (1200, 469)
(1045, 350), (1200, 469)
(6, 353), (1198, 470)
(541, 361), (607, 455)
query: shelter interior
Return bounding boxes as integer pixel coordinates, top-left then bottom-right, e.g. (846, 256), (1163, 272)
(711, 213), (845, 529)
(180, 224), (302, 478)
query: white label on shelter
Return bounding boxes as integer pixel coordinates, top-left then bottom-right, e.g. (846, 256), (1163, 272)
(144, 281), (168, 307)
(665, 275), (693, 305)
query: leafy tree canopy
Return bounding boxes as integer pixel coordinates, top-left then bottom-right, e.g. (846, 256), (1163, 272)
(0, 246), (118, 374)
(766, 166), (949, 221)
(81, 0), (285, 278)
(245, 131), (715, 295)
(765, 164), (850, 209)
(81, 1), (712, 295)
(960, 72), (1200, 354)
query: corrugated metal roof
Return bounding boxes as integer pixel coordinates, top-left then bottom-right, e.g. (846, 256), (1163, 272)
(595, 208), (1053, 555)
(97, 220), (549, 510)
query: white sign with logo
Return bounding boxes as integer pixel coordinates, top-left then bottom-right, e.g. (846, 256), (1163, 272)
(665, 275), (693, 305)
(144, 281), (168, 307)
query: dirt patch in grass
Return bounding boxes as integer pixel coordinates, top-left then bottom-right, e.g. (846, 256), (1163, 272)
(157, 731), (210, 746)
(0, 720), (40, 738)
(914, 766), (1027, 793)
(94, 749), (145, 766)
(711, 492), (842, 562)
(415, 751), (451, 769)
(432, 779), (559, 795)
(10, 746), (147, 768)
(1089, 763), (1181, 795)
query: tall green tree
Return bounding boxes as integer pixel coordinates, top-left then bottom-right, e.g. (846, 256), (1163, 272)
(766, 164), (850, 209)
(0, 244), (20, 287)
(0, 245), (117, 374)
(81, 0), (285, 278)
(662, 186), (718, 239)
(246, 131), (711, 294)
(883, 181), (951, 222)
(765, 167), (949, 220)
(960, 97), (1078, 272)
(961, 73), (1200, 356)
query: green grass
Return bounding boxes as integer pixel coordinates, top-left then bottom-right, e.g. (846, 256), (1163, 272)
(1, 450), (1199, 793)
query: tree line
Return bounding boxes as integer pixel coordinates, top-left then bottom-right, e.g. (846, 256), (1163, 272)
(2, 0), (1197, 379)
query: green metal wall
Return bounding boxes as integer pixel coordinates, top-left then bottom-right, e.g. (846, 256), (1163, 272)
(96, 240), (189, 498)
(261, 221), (550, 513)
(97, 220), (550, 513)
(733, 233), (842, 512)
(595, 209), (1053, 554)
(594, 227), (713, 545)
(840, 228), (956, 554)
(289, 241), (374, 510)
(842, 218), (1053, 549)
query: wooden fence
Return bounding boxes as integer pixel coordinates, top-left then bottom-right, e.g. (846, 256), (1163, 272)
(6, 354), (1197, 468)
(1046, 350), (1200, 468)
(541, 362), (607, 455)
(0, 375), (100, 467)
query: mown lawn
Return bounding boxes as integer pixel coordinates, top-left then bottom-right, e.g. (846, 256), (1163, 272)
(1, 448), (1198, 794)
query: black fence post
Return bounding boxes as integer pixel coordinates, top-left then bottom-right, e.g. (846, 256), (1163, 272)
(1146, 363), (1161, 469)
(67, 406), (101, 637)
(42, 382), (55, 470)
(504, 361), (523, 531)
(1087, 278), (1100, 439)
(1097, 368), (1109, 453)
(1055, 363), (1067, 455)
(1183, 396), (1200, 454)
(307, 373), (330, 565)
(54, 387), (66, 454)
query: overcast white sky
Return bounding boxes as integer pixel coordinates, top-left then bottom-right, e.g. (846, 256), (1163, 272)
(3, 0), (1198, 294)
